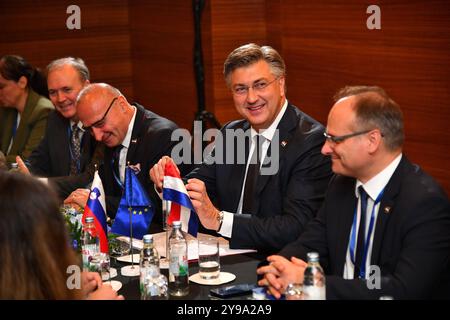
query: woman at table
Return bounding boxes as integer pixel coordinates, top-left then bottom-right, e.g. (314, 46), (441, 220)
(0, 171), (124, 300)
(0, 55), (54, 167)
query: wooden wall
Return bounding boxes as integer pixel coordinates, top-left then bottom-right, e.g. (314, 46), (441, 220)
(0, 0), (133, 97)
(1, 0), (448, 194)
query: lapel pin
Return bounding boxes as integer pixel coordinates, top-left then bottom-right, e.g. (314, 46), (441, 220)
(383, 206), (391, 214)
(131, 138), (137, 144)
(281, 140), (288, 147)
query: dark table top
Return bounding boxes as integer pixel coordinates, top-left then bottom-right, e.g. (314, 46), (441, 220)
(114, 252), (264, 300)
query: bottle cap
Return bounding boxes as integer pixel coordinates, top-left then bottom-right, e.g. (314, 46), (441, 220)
(85, 216), (94, 223)
(143, 234), (153, 244)
(172, 221), (181, 227)
(307, 252), (319, 262)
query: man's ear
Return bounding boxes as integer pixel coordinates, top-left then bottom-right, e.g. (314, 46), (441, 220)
(367, 129), (383, 154)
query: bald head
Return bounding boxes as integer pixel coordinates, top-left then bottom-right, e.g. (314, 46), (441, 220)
(76, 83), (132, 147)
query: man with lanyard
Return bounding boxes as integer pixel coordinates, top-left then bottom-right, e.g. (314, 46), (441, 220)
(16, 57), (100, 199)
(257, 86), (450, 299)
(65, 83), (184, 224)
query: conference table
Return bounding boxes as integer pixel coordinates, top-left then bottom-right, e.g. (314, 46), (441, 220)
(113, 251), (264, 300)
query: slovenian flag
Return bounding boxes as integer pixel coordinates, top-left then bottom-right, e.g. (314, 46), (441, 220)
(82, 170), (108, 253)
(163, 162), (199, 237)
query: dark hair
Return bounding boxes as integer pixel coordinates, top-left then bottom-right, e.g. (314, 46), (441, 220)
(0, 172), (80, 299)
(334, 86), (404, 150)
(0, 55), (48, 98)
(47, 57), (90, 82)
(223, 43), (286, 88)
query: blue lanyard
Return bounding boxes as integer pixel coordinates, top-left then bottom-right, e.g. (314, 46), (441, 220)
(349, 188), (385, 278)
(67, 125), (81, 173)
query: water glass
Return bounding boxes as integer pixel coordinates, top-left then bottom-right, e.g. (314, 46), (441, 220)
(198, 237), (220, 280)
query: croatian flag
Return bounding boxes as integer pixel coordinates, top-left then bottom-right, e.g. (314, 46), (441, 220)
(163, 162), (199, 237)
(82, 170), (108, 253)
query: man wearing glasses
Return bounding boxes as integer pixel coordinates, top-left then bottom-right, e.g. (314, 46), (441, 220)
(257, 86), (450, 299)
(66, 82), (183, 221)
(16, 57), (100, 199)
(150, 43), (332, 254)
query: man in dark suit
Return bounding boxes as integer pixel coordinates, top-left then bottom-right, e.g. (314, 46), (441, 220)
(16, 57), (100, 199)
(257, 86), (450, 299)
(65, 83), (183, 224)
(150, 43), (332, 253)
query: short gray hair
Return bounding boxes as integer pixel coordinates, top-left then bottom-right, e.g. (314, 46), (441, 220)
(47, 57), (90, 82)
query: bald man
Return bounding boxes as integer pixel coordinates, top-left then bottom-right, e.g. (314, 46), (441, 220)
(65, 83), (184, 224)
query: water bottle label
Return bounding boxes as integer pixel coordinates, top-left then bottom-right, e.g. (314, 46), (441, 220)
(169, 255), (188, 276)
(82, 244), (99, 270)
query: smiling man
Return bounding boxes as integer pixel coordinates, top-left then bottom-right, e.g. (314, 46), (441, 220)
(16, 57), (100, 199)
(67, 83), (183, 221)
(257, 86), (450, 299)
(150, 43), (332, 254)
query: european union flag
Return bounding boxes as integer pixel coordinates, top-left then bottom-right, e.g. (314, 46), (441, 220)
(111, 167), (154, 239)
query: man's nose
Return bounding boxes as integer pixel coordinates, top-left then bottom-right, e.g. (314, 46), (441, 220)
(321, 139), (333, 155)
(91, 127), (103, 141)
(246, 87), (258, 103)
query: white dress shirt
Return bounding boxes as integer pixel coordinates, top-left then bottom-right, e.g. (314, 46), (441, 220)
(117, 106), (137, 183)
(343, 153), (402, 279)
(218, 99), (289, 238)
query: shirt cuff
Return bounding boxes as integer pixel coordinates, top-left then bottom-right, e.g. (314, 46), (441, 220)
(218, 210), (234, 238)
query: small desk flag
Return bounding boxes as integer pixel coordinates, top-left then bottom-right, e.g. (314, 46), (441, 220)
(82, 170), (108, 253)
(163, 162), (198, 237)
(111, 166), (154, 240)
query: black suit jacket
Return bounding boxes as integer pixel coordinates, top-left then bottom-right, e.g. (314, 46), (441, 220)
(280, 156), (450, 299)
(100, 103), (184, 226)
(188, 104), (332, 253)
(27, 111), (99, 198)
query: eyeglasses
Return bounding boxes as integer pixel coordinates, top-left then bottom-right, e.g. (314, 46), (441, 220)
(83, 97), (118, 132)
(232, 77), (279, 96)
(323, 130), (372, 144)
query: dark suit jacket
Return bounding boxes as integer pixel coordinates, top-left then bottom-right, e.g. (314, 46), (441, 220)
(0, 89), (54, 165)
(188, 103), (332, 253)
(26, 110), (100, 199)
(100, 103), (185, 226)
(280, 156), (450, 299)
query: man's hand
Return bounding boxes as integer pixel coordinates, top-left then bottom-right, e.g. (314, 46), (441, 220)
(186, 178), (220, 231)
(256, 255), (307, 299)
(64, 188), (90, 210)
(149, 156), (179, 193)
(15, 156), (30, 175)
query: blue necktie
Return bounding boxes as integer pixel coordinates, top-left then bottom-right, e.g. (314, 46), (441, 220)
(354, 186), (368, 278)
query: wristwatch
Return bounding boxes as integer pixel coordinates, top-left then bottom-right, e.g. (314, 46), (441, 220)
(216, 210), (224, 232)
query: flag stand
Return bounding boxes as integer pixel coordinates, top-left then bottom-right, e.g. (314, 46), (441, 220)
(120, 165), (140, 277)
(159, 199), (171, 269)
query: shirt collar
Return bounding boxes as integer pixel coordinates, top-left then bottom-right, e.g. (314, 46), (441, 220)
(250, 99), (288, 142)
(355, 153), (403, 200)
(70, 120), (85, 132)
(121, 106), (137, 149)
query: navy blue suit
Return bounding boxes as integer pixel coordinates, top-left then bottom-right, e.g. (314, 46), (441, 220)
(280, 156), (450, 299)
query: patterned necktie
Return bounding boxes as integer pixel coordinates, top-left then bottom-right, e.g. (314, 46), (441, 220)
(70, 124), (81, 175)
(354, 185), (368, 278)
(242, 135), (264, 214)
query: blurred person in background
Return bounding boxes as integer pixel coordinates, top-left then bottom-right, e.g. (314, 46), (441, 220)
(0, 55), (53, 166)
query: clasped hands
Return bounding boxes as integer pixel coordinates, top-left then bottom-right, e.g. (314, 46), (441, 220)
(149, 156), (221, 231)
(256, 255), (307, 299)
